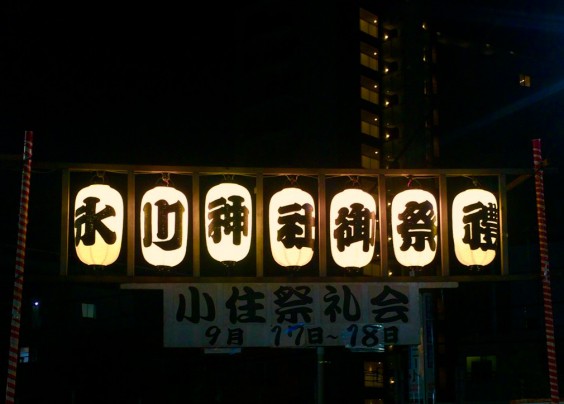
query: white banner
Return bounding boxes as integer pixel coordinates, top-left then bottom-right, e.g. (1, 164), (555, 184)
(123, 282), (457, 349)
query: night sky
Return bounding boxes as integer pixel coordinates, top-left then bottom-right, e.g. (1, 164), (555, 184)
(1, 1), (564, 170)
(1, 2), (236, 165)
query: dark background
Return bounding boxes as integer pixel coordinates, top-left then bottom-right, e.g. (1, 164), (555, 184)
(2, 1), (563, 169)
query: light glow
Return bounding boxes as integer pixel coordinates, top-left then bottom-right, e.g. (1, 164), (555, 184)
(330, 188), (377, 270)
(391, 188), (437, 268)
(269, 187), (315, 268)
(205, 182), (253, 265)
(452, 188), (498, 267)
(74, 184), (124, 266)
(141, 185), (188, 267)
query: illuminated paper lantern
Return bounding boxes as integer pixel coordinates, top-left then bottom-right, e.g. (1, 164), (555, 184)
(391, 189), (437, 268)
(74, 184), (124, 266)
(329, 188), (377, 269)
(141, 186), (188, 267)
(205, 182), (253, 264)
(452, 188), (498, 267)
(269, 187), (315, 268)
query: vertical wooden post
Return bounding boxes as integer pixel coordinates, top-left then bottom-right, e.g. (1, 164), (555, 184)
(532, 138), (560, 403)
(5, 131), (33, 404)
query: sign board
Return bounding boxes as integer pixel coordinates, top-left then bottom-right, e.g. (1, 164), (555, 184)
(123, 282), (457, 348)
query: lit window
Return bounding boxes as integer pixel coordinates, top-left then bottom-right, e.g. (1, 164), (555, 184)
(361, 110), (380, 138)
(364, 360), (384, 387)
(19, 347), (30, 363)
(519, 74), (531, 87)
(466, 355), (496, 382)
(360, 9), (378, 38)
(361, 155), (380, 169)
(82, 303), (96, 319)
(360, 76), (380, 104)
(360, 42), (379, 71)
(361, 144), (381, 169)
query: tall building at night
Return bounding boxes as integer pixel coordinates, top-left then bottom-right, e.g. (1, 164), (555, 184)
(358, 2), (439, 170)
(207, 2), (439, 170)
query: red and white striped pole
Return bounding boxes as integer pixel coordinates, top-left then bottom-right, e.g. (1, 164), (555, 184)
(532, 138), (560, 404)
(5, 131), (33, 404)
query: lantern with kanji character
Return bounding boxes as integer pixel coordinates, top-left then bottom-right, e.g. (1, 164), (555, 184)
(74, 184), (124, 266)
(205, 182), (253, 265)
(452, 188), (499, 267)
(269, 187), (315, 269)
(391, 188), (438, 268)
(141, 185), (189, 267)
(329, 188), (377, 270)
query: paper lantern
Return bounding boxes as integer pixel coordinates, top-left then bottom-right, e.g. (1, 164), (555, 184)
(329, 188), (377, 269)
(141, 186), (188, 267)
(269, 187), (315, 268)
(205, 182), (252, 264)
(74, 184), (124, 266)
(452, 188), (499, 267)
(391, 188), (437, 268)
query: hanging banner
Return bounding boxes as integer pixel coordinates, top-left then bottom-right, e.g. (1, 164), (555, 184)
(123, 282), (457, 349)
